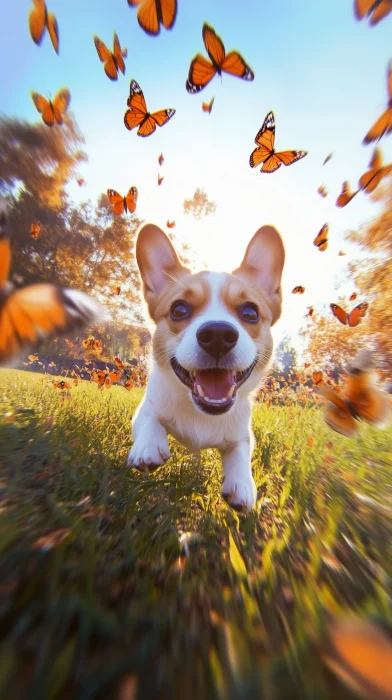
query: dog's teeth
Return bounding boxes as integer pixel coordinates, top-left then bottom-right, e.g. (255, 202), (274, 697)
(196, 384), (205, 398)
(205, 397), (226, 404)
(227, 385), (236, 398)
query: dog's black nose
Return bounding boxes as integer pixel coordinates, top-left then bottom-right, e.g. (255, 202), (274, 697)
(196, 322), (239, 358)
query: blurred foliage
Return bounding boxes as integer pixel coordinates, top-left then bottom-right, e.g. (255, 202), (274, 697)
(183, 188), (217, 219)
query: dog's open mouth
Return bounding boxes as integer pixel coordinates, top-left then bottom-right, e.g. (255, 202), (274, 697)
(170, 358), (258, 415)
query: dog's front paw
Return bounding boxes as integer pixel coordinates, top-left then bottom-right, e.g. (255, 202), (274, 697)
(127, 434), (171, 474)
(221, 474), (257, 513)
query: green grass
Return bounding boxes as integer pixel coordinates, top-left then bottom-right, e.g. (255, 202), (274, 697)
(1, 368), (392, 700)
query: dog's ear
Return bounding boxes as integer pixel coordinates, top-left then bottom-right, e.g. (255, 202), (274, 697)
(136, 223), (190, 312)
(233, 225), (285, 325)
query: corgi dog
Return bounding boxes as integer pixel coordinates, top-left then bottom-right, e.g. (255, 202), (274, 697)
(128, 223), (285, 511)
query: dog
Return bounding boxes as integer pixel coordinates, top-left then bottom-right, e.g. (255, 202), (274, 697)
(127, 223), (285, 511)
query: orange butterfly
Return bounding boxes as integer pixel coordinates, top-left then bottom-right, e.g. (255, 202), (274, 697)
(313, 223), (329, 252)
(31, 88), (71, 127)
(124, 80), (175, 137)
(323, 153), (333, 166)
(338, 250), (346, 256)
(76, 178), (86, 187)
(30, 221), (41, 239)
(312, 371), (324, 387)
(28, 354), (39, 362)
(107, 187), (138, 215)
(94, 33), (127, 81)
(166, 220), (175, 228)
(82, 338), (102, 352)
(306, 307), (314, 317)
(158, 174), (164, 186)
(114, 356), (126, 369)
(202, 97), (215, 113)
(330, 302), (368, 327)
(127, 0), (177, 36)
(349, 292), (357, 302)
(317, 185), (328, 198)
(51, 380), (71, 390)
(358, 147), (392, 194)
(186, 23), (254, 94)
(249, 112), (307, 173)
(354, 0), (392, 25)
(319, 350), (390, 437)
(336, 181), (358, 208)
(28, 0), (59, 54)
(158, 153), (164, 166)
(0, 199), (102, 366)
(124, 374), (134, 391)
(292, 286), (305, 294)
(115, 286), (121, 295)
(363, 61), (392, 143)
(304, 362), (311, 368)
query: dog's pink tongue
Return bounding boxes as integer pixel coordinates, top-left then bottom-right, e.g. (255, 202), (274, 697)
(194, 369), (235, 399)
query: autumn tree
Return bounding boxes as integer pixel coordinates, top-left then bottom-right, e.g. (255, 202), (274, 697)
(183, 188), (217, 219)
(275, 335), (298, 376)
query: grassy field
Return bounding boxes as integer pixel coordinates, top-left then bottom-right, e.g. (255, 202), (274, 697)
(0, 369), (392, 700)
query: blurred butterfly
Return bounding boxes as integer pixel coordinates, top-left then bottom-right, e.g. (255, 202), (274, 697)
(306, 307), (314, 317)
(330, 302), (368, 327)
(358, 146), (392, 194)
(166, 220), (175, 228)
(317, 185), (328, 198)
(30, 221), (41, 239)
(107, 187), (138, 215)
(28, 0), (59, 53)
(249, 112), (307, 173)
(354, 0), (392, 25)
(319, 350), (390, 437)
(124, 79), (175, 137)
(82, 338), (102, 352)
(76, 178), (86, 187)
(338, 250), (347, 256)
(158, 174), (164, 186)
(323, 153), (333, 166)
(127, 0), (177, 36)
(124, 374), (134, 391)
(312, 371), (324, 387)
(94, 33), (127, 81)
(51, 380), (71, 390)
(304, 362), (311, 368)
(186, 23), (254, 94)
(31, 88), (71, 127)
(28, 354), (39, 362)
(349, 292), (357, 302)
(292, 285), (305, 294)
(0, 199), (102, 367)
(64, 338), (74, 348)
(336, 181), (358, 208)
(363, 61), (392, 143)
(202, 97), (215, 113)
(115, 286), (121, 295)
(313, 223), (329, 252)
(158, 153), (164, 166)
(114, 356), (126, 369)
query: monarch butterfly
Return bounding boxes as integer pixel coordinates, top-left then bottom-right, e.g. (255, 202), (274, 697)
(115, 286), (121, 295)
(158, 174), (164, 186)
(186, 23), (254, 94)
(336, 181), (358, 208)
(304, 362), (311, 368)
(30, 221), (41, 239)
(107, 187), (138, 215)
(354, 0), (392, 25)
(312, 371), (324, 387)
(363, 61), (392, 144)
(31, 88), (71, 127)
(202, 97), (215, 113)
(158, 153), (164, 166)
(313, 224), (329, 252)
(77, 178), (86, 187)
(323, 153), (333, 166)
(338, 250), (347, 256)
(317, 185), (328, 198)
(28, 0), (59, 54)
(82, 338), (102, 352)
(358, 147), (392, 193)
(0, 199), (102, 366)
(166, 220), (175, 228)
(306, 307), (314, 317)
(93, 33), (127, 81)
(292, 285), (305, 294)
(318, 350), (389, 437)
(127, 0), (177, 36)
(330, 302), (368, 327)
(124, 374), (134, 390)
(124, 80), (175, 137)
(114, 356), (126, 369)
(249, 112), (307, 173)
(51, 380), (71, 390)
(28, 354), (39, 362)
(349, 292), (357, 302)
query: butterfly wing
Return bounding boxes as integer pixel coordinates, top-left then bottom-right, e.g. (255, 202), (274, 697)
(275, 150), (308, 168)
(186, 54), (216, 93)
(158, 153), (164, 166)
(313, 371), (324, 387)
(363, 64), (392, 144)
(354, 0), (377, 18)
(107, 190), (126, 216)
(330, 303), (348, 325)
(202, 97), (215, 113)
(347, 302), (368, 327)
(124, 80), (150, 132)
(52, 88), (71, 124)
(29, 0), (46, 46)
(336, 181), (358, 208)
(0, 285), (102, 366)
(369, 0), (392, 24)
(150, 108), (176, 127)
(136, 0), (177, 35)
(313, 224), (329, 251)
(319, 386), (358, 437)
(31, 92), (54, 126)
(221, 51), (255, 81)
(113, 33), (126, 75)
(46, 12), (59, 54)
(125, 186), (138, 213)
(249, 111), (275, 170)
(94, 37), (118, 80)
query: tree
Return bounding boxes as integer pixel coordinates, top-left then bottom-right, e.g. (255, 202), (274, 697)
(275, 335), (298, 376)
(183, 188), (217, 219)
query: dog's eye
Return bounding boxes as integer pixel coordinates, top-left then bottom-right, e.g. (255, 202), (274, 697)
(238, 302), (260, 323)
(170, 300), (192, 321)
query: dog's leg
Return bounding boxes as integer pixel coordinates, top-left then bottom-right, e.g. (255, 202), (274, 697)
(127, 405), (171, 474)
(220, 438), (257, 512)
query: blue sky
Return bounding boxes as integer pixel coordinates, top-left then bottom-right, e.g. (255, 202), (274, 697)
(1, 0), (391, 346)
